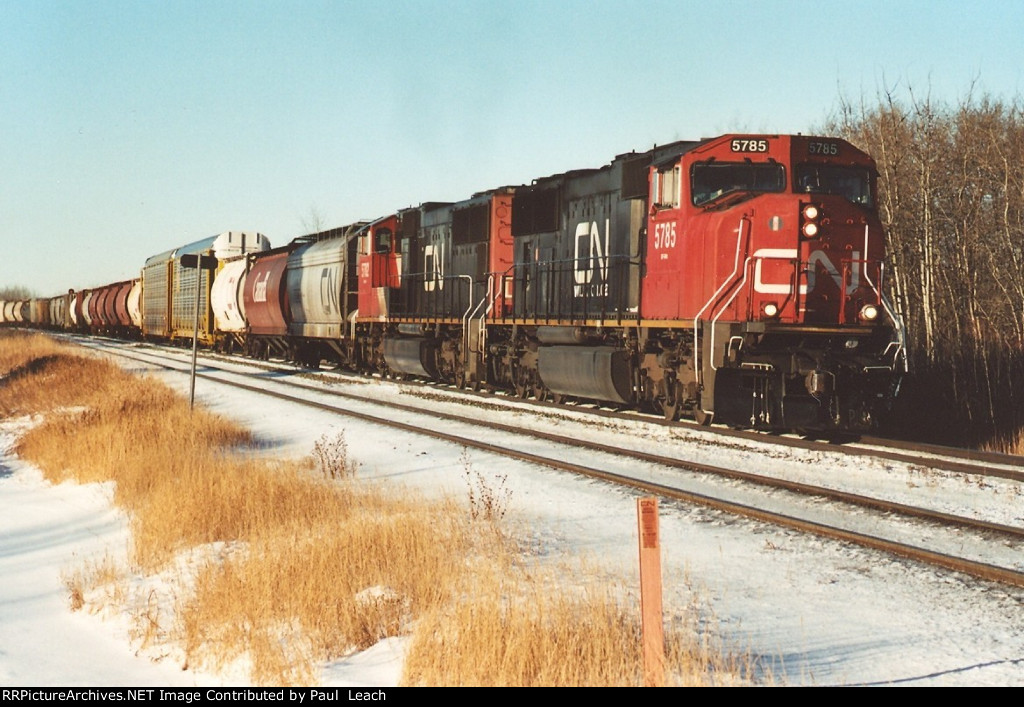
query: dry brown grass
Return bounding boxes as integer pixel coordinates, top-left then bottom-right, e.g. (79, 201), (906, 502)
(175, 480), (471, 684)
(14, 368), (252, 567)
(982, 429), (1024, 456)
(3, 330), (751, 686)
(402, 562), (746, 687)
(61, 552), (127, 613)
(0, 332), (122, 417)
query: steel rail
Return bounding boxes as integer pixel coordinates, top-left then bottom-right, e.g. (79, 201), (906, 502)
(88, 340), (1024, 589)
(114, 333), (1024, 480)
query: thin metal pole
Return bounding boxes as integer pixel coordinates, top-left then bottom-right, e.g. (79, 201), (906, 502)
(190, 260), (201, 410)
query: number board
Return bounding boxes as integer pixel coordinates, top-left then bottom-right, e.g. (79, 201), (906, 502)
(730, 138), (769, 153)
(807, 141), (839, 156)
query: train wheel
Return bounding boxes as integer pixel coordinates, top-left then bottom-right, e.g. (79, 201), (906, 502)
(534, 385), (548, 401)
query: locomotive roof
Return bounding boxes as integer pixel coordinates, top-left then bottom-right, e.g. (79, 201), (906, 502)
(527, 139), (705, 188)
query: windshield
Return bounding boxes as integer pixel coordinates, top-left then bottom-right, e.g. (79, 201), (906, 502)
(691, 163), (786, 206)
(795, 164), (873, 207)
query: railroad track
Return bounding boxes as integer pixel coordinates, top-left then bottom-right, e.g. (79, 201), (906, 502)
(73, 335), (1024, 588)
(183, 341), (1024, 484)
(68, 331), (1024, 483)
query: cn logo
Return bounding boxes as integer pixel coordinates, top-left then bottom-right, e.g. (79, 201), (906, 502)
(252, 271), (270, 303)
(423, 244), (444, 291)
(753, 248), (860, 295)
(320, 267), (339, 314)
(573, 220), (610, 297)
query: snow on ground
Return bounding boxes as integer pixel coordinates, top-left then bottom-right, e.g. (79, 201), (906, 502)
(3, 349), (1024, 686)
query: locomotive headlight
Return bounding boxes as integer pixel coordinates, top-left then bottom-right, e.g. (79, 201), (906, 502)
(800, 203), (822, 238)
(859, 304), (880, 322)
(762, 302), (779, 318)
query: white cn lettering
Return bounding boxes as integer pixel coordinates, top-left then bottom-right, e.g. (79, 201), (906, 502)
(320, 267), (338, 314)
(423, 244), (444, 291)
(807, 249), (860, 293)
(573, 220), (609, 285)
(252, 271), (270, 303)
(753, 248), (861, 295)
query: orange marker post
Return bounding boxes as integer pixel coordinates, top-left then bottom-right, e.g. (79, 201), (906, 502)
(637, 496), (665, 686)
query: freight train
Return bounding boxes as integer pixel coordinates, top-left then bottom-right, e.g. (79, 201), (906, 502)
(3, 134), (907, 432)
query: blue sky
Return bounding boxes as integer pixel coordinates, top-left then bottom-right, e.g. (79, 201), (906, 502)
(3, 0), (1023, 294)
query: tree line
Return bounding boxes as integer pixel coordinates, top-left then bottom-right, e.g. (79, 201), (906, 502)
(0, 286), (33, 300)
(826, 86), (1024, 446)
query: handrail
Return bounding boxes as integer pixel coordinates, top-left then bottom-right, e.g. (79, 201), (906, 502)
(463, 275), (490, 356)
(693, 217), (749, 387)
(708, 254), (757, 371)
(861, 225), (908, 372)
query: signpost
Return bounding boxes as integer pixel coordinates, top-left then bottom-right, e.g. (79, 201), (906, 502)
(637, 496), (665, 686)
(178, 253), (218, 410)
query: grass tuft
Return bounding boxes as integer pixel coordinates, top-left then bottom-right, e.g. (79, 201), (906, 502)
(311, 431), (359, 479)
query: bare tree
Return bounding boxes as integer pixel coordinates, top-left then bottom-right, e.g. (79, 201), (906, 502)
(0, 285), (33, 299)
(301, 204), (329, 238)
(826, 85), (1024, 445)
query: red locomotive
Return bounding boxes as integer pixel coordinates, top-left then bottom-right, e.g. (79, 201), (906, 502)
(14, 133), (906, 433)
